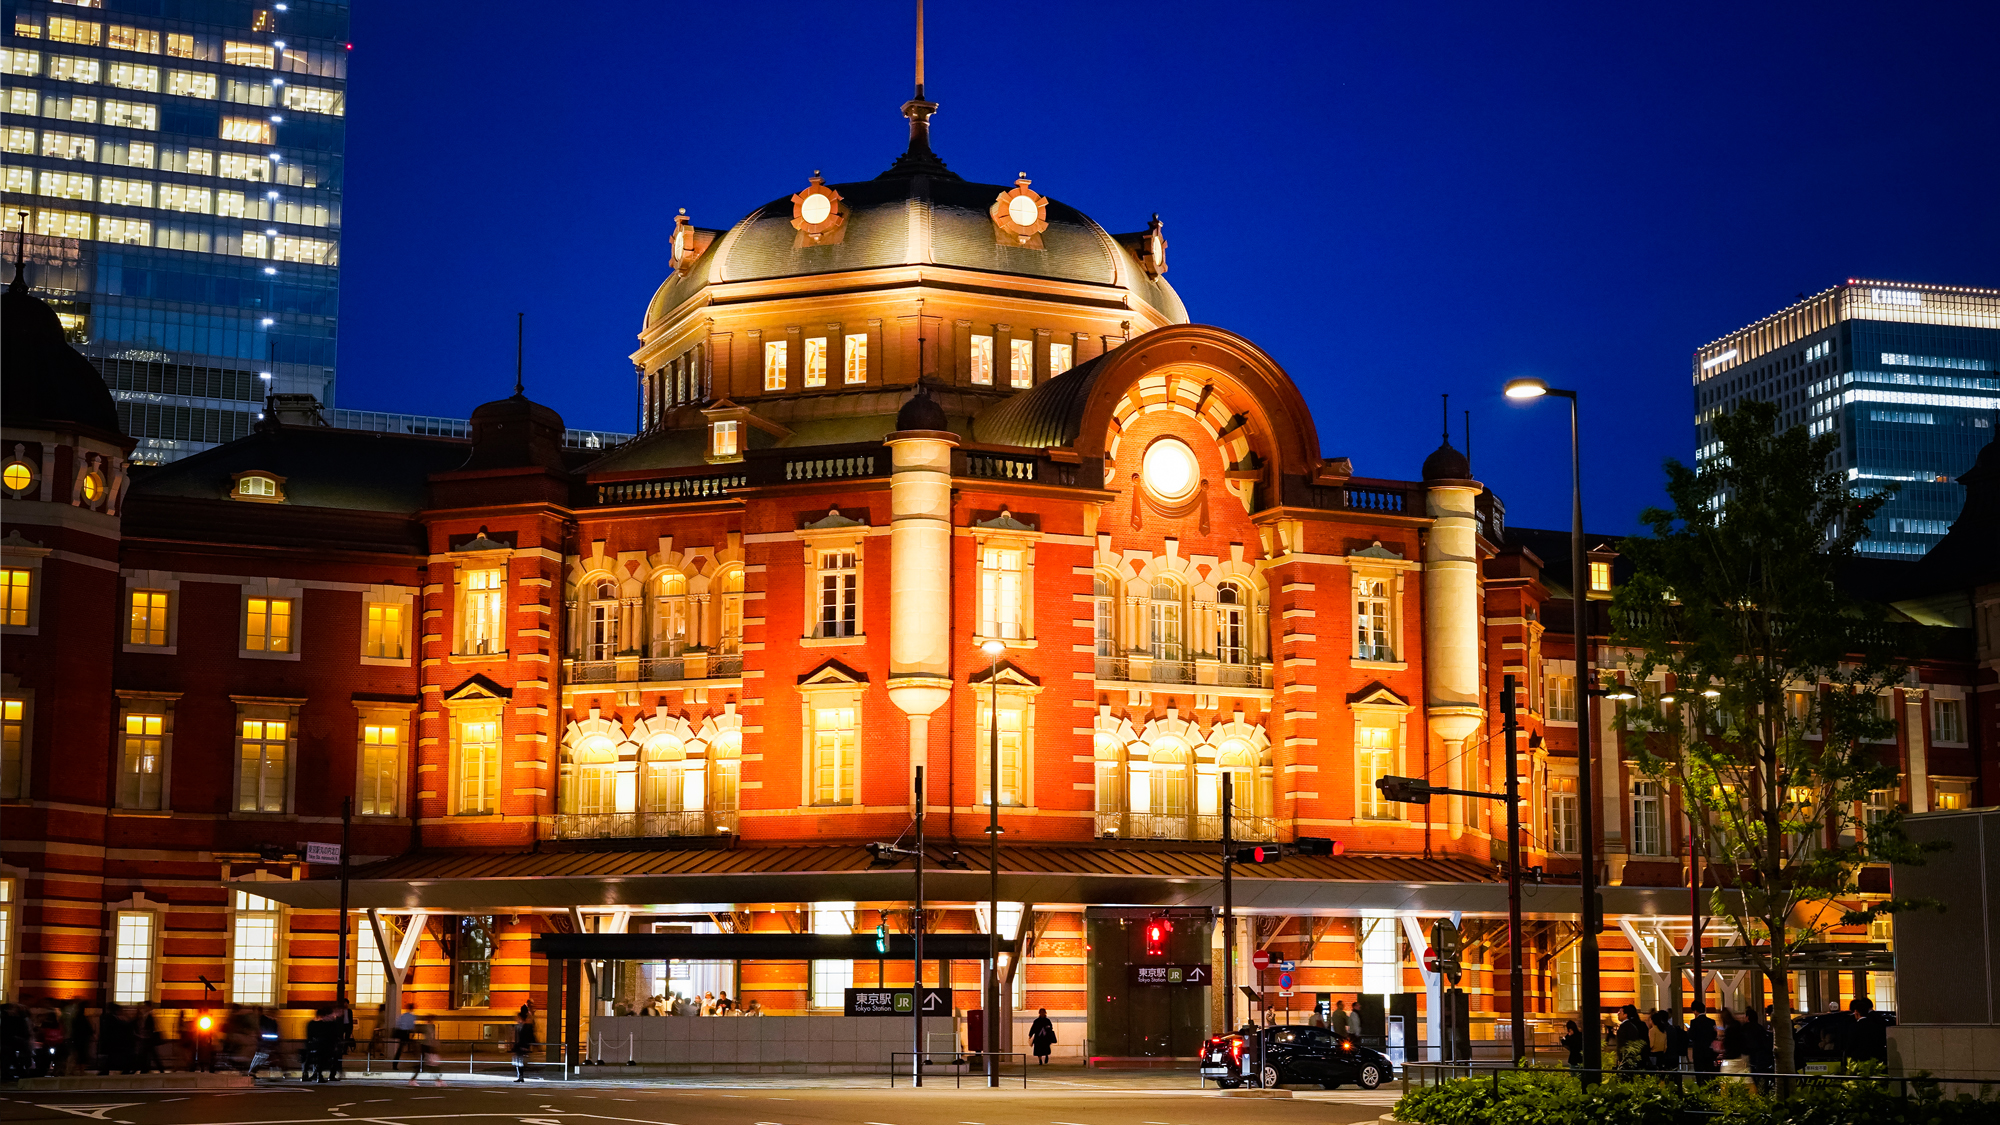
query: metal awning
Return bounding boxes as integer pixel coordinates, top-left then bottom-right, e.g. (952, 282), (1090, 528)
(530, 932), (994, 960)
(236, 841), (1709, 919)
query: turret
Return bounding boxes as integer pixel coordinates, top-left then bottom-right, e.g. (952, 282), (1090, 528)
(1422, 438), (1483, 839)
(884, 385), (957, 789)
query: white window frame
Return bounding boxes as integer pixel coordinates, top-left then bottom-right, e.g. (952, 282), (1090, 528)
(764, 339), (787, 391)
(813, 548), (859, 640)
(809, 702), (857, 806)
(356, 711), (408, 818)
(711, 419), (739, 458)
(0, 544), (47, 636)
(1352, 569), (1401, 663)
(1009, 337), (1034, 388)
(1547, 774), (1579, 853)
(969, 334), (994, 385)
(360, 584), (414, 665)
(229, 889), (281, 1004)
(233, 703), (296, 814)
(453, 709), (502, 815)
(0, 692), (28, 801)
(843, 332), (868, 384)
(1091, 572), (1117, 658)
(1354, 721), (1401, 820)
(1148, 578), (1184, 662)
(1543, 660), (1577, 724)
(459, 564), (508, 657)
(978, 544), (1027, 641)
(115, 693), (175, 811)
(238, 581), (301, 661)
(809, 901), (856, 1009)
(112, 908), (158, 1003)
(1048, 341), (1073, 376)
(1931, 692), (1966, 745)
(125, 584), (176, 650)
(1631, 780), (1665, 856)
(803, 336), (828, 388)
(976, 693), (1032, 808)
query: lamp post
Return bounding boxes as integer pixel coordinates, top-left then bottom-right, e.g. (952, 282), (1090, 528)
(1503, 376), (1602, 1079)
(980, 637), (1005, 1088)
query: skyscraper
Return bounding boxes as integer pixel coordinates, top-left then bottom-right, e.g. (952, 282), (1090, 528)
(1693, 280), (2000, 556)
(3, 0), (347, 464)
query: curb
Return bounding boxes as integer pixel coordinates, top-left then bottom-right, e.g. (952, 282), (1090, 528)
(14, 1075), (254, 1092)
(1212, 1087), (1293, 1098)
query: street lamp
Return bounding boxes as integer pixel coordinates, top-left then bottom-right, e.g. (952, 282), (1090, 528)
(1503, 375), (1605, 1079)
(980, 637), (1005, 1087)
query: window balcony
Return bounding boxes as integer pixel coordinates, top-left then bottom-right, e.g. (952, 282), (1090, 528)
(551, 810), (739, 840)
(561, 651), (743, 692)
(1094, 655), (1273, 694)
(1094, 812), (1278, 842)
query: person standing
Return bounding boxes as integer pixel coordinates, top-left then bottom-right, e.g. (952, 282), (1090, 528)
(1743, 1010), (1774, 1088)
(1029, 1008), (1057, 1065)
(509, 1009), (537, 1083)
(391, 1002), (417, 1071)
(1686, 1003), (1718, 1074)
(1560, 1019), (1584, 1070)
(1330, 1000), (1352, 1037)
(1614, 1005), (1649, 1071)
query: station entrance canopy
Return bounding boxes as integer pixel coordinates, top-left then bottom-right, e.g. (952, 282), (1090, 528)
(237, 842), (1701, 919)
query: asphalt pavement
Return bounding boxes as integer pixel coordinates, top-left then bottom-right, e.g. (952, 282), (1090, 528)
(0, 1077), (1397, 1125)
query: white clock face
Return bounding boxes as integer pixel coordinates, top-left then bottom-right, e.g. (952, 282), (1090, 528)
(1142, 438), (1199, 501)
(1007, 194), (1040, 228)
(800, 193), (832, 225)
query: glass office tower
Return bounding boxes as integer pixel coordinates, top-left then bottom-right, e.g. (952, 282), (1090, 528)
(2, 0), (346, 463)
(1692, 281), (2000, 557)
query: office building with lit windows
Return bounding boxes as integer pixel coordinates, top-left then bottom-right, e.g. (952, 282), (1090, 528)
(1, 0), (347, 463)
(1692, 280), (2000, 556)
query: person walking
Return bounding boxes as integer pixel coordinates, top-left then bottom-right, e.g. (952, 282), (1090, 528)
(1614, 1005), (1650, 1071)
(407, 1020), (444, 1087)
(1844, 997), (1889, 1064)
(509, 1009), (537, 1083)
(1330, 1000), (1352, 1037)
(1686, 1003), (1718, 1074)
(1560, 1019), (1584, 1070)
(1029, 1008), (1057, 1065)
(1649, 1010), (1687, 1072)
(391, 1002), (418, 1071)
(1744, 1011), (1775, 1088)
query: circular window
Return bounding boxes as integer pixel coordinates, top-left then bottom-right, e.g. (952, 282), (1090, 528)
(1007, 194), (1039, 228)
(80, 471), (104, 503)
(1141, 438), (1200, 501)
(2, 461), (32, 493)
(799, 193), (832, 225)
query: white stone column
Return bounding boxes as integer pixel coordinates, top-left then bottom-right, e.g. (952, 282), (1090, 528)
(885, 423), (958, 781)
(1424, 478), (1484, 840)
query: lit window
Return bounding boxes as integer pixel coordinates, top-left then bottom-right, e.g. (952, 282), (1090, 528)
(280, 84), (342, 115)
(169, 69), (217, 98)
(1092, 573), (1116, 657)
(224, 78), (273, 106)
(1, 569), (31, 627)
(1545, 670), (1577, 722)
(1009, 338), (1033, 388)
(237, 719), (288, 812)
(462, 567), (506, 655)
(816, 550), (857, 638)
(1049, 341), (1073, 376)
(128, 589), (169, 646)
(11, 14), (40, 38)
(843, 333), (867, 383)
(113, 911), (154, 1003)
(230, 891), (279, 1003)
(809, 902), (855, 1008)
(1631, 781), (1664, 855)
(1548, 776), (1578, 852)
(36, 170), (93, 200)
(166, 33), (198, 59)
(47, 17), (102, 46)
(271, 235), (335, 264)
(98, 217), (149, 245)
(711, 419), (739, 458)
(220, 115), (273, 143)
(172, 147), (214, 175)
(811, 706), (856, 804)
(1359, 915), (1400, 998)
(804, 336), (827, 388)
(98, 177), (152, 207)
(107, 25), (159, 53)
(364, 602), (404, 659)
(1, 698), (23, 799)
(359, 722), (399, 816)
(1933, 780), (1972, 811)
(978, 546), (1024, 640)
(40, 134), (96, 163)
(456, 717), (499, 814)
(1, 128), (32, 155)
(0, 879), (12, 991)
(1148, 579), (1182, 662)
(451, 916), (494, 1008)
(1355, 576), (1393, 661)
(48, 55), (100, 83)
(1588, 560), (1612, 593)
(970, 334), (994, 385)
(244, 596), (292, 652)
(763, 340), (787, 390)
(253, 8), (277, 31)
(235, 474), (277, 498)
(354, 920), (386, 1005)
(1355, 725), (1398, 819)
(119, 706), (166, 809)
(584, 580), (618, 661)
(160, 183), (213, 213)
(976, 703), (1025, 806)
(1932, 697), (1964, 743)
(1216, 583), (1248, 666)
(224, 41), (274, 68)
(1, 461), (31, 493)
(218, 152), (271, 180)
(106, 62), (159, 90)
(4, 89), (32, 117)
(103, 100), (157, 129)
(239, 231), (268, 259)
(717, 568), (744, 655)
(0, 49), (39, 77)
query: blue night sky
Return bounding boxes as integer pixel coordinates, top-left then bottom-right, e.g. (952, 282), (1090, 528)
(335, 1), (1999, 535)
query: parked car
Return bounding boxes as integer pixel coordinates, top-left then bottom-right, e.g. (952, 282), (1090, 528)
(1199, 1025), (1394, 1089)
(1792, 1009), (1894, 1071)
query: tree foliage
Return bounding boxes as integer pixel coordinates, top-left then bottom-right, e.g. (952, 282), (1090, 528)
(1609, 400), (1936, 1073)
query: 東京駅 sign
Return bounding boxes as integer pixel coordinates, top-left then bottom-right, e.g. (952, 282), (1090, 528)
(1129, 964), (1212, 987)
(843, 987), (952, 1016)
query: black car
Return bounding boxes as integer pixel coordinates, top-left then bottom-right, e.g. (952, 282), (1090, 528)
(1199, 1025), (1394, 1090)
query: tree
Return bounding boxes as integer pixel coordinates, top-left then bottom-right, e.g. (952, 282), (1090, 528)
(1610, 400), (1934, 1075)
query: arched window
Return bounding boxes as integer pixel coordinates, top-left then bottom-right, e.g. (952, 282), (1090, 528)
(1216, 583), (1247, 666)
(1130, 738), (1191, 837)
(1092, 572), (1117, 658)
(655, 573), (690, 656)
(641, 736), (686, 813)
(586, 580), (619, 662)
(565, 734), (619, 815)
(1093, 733), (1126, 836)
(716, 568), (744, 655)
(1148, 578), (1183, 662)
(1215, 739), (1267, 825)
(709, 731), (741, 830)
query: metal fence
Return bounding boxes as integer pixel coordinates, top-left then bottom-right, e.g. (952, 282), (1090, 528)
(888, 1051), (1029, 1088)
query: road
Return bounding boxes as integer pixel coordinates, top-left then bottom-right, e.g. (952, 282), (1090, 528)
(0, 1080), (1395, 1125)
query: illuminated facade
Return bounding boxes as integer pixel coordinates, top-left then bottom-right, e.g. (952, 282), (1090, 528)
(1, 0), (348, 463)
(1692, 280), (2000, 556)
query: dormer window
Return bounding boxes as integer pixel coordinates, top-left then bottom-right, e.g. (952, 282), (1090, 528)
(232, 471), (284, 502)
(1588, 560), (1612, 593)
(711, 420), (740, 459)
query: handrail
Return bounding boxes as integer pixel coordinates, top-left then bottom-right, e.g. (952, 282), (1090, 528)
(888, 1050), (1029, 1088)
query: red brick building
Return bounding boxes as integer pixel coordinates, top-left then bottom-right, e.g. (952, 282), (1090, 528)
(4, 88), (1992, 1059)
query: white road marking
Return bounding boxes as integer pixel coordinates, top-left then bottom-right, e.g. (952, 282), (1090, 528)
(36, 1104), (144, 1120)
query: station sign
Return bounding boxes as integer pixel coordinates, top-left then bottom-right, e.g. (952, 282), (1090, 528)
(1129, 964), (1212, 987)
(843, 987), (952, 1016)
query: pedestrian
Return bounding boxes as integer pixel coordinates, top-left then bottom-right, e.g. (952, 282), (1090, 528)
(1743, 1010), (1774, 1088)
(1560, 1019), (1584, 1069)
(407, 1021), (444, 1087)
(96, 1003), (134, 1075)
(1, 1002), (31, 1082)
(391, 1001), (417, 1071)
(1649, 1009), (1686, 1072)
(740, 1000), (764, 1016)
(1330, 1000), (1351, 1036)
(509, 1009), (536, 1083)
(1614, 1005), (1649, 1071)
(1845, 997), (1889, 1064)
(1029, 1008), (1056, 1065)
(60, 999), (92, 1076)
(1686, 1002), (1718, 1074)
(249, 1008), (279, 1079)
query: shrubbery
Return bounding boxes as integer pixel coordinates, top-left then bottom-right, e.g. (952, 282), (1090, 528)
(1392, 1067), (1994, 1125)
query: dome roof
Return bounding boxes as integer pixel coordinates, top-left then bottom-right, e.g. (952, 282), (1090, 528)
(460, 392), (569, 472)
(895, 382), (949, 433)
(1421, 440), (1472, 483)
(2, 272), (125, 442)
(646, 172), (1187, 328)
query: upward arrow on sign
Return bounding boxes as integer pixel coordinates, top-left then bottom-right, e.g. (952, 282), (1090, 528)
(1186, 965), (1206, 981)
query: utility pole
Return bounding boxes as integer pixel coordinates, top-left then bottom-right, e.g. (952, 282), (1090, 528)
(913, 764), (925, 1088)
(1222, 772), (1235, 1033)
(337, 796), (352, 1004)
(1502, 676), (1525, 1063)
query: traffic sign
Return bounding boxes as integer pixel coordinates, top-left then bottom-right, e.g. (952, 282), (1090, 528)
(1278, 960), (1297, 972)
(1252, 949), (1271, 972)
(1130, 964), (1211, 987)
(1277, 972), (1294, 991)
(843, 987), (952, 1016)
(304, 841), (341, 865)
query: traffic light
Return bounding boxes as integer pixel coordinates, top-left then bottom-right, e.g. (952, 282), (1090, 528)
(1293, 836), (1343, 856)
(1144, 917), (1171, 957)
(875, 920), (889, 954)
(1376, 775), (1434, 804)
(1234, 843), (1285, 864)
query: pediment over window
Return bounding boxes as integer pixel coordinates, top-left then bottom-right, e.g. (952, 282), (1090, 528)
(967, 661), (1041, 689)
(451, 527), (515, 553)
(1349, 540), (1404, 560)
(798, 659), (868, 687)
(801, 506), (869, 532)
(971, 508), (1037, 533)
(1348, 682), (1410, 709)
(444, 674), (513, 703)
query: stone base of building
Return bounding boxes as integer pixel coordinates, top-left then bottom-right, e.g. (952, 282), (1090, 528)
(1886, 1023), (2000, 1094)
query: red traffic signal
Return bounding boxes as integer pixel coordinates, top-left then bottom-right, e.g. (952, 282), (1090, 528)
(1294, 836), (1343, 856)
(1144, 918), (1171, 956)
(1235, 843), (1283, 863)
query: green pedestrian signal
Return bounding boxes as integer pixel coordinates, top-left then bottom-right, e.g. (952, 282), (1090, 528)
(875, 921), (889, 953)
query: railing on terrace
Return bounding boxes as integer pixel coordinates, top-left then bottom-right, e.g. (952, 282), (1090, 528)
(595, 472), (746, 505)
(551, 810), (736, 840)
(1286, 476), (1424, 515)
(1095, 656), (1271, 690)
(566, 659), (619, 684)
(1095, 812), (1278, 842)
(784, 454), (878, 481)
(562, 655), (742, 686)
(963, 453), (1037, 482)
